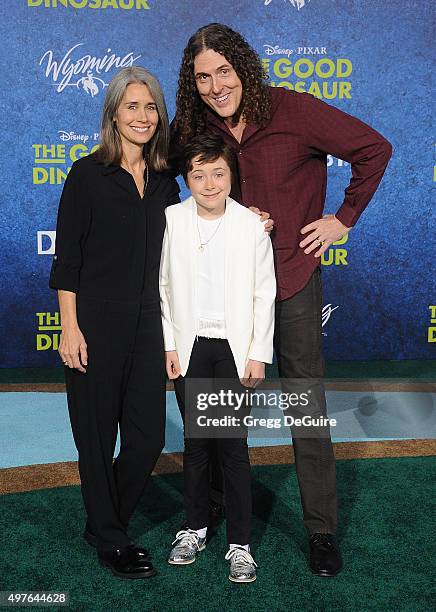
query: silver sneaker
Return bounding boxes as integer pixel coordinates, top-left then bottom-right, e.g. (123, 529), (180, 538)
(225, 547), (257, 583)
(168, 529), (206, 565)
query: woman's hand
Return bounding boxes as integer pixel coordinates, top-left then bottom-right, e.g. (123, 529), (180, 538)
(166, 350), (182, 379)
(57, 290), (87, 373)
(248, 206), (275, 234)
(241, 360), (265, 388)
(59, 326), (88, 373)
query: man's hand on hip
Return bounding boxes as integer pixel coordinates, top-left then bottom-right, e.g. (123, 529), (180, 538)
(300, 214), (350, 258)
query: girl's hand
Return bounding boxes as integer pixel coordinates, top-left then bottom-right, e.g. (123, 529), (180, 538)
(241, 360), (265, 388)
(166, 350), (182, 379)
(59, 326), (88, 373)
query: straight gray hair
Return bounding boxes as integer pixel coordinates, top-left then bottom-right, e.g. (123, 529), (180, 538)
(97, 66), (169, 171)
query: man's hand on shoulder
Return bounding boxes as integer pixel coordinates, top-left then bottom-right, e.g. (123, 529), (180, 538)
(248, 206), (274, 234)
(300, 214), (350, 258)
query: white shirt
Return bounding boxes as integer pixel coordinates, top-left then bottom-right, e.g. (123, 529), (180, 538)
(196, 214), (226, 339)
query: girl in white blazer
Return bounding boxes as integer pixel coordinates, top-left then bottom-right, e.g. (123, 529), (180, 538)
(159, 135), (276, 583)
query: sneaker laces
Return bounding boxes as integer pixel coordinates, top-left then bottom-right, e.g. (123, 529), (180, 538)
(225, 547), (258, 568)
(171, 529), (203, 550)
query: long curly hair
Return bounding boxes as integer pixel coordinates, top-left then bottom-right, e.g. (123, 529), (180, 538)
(172, 23), (271, 145)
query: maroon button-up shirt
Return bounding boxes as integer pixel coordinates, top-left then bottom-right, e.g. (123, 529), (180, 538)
(206, 87), (392, 301)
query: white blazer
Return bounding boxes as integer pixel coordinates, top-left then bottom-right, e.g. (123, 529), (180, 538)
(159, 196), (276, 378)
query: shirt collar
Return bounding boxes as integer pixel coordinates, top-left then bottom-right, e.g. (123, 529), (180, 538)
(100, 160), (153, 179)
(99, 145), (151, 175)
(204, 85), (278, 141)
(101, 163), (120, 176)
(99, 157), (161, 199)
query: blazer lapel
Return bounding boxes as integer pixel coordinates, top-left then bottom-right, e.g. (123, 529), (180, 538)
(188, 197), (199, 316)
(224, 198), (236, 312)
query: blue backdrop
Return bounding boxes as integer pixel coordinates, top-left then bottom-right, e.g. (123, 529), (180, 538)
(0, 0), (434, 368)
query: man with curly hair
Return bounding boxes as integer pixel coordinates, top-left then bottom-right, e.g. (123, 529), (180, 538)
(171, 23), (392, 577)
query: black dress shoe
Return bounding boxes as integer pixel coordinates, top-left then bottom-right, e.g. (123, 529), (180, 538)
(83, 528), (150, 558)
(130, 544), (151, 561)
(98, 545), (156, 580)
(309, 533), (342, 577)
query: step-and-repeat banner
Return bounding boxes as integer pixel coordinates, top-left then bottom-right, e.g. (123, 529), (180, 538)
(0, 0), (434, 367)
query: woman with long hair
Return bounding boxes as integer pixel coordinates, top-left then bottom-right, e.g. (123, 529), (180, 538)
(49, 66), (179, 580)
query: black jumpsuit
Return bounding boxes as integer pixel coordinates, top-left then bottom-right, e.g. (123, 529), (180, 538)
(49, 153), (180, 551)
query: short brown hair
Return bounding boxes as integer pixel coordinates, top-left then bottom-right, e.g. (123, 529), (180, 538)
(179, 134), (237, 182)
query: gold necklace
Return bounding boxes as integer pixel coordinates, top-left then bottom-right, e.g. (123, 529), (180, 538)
(197, 214), (224, 251)
(143, 160), (149, 196)
(121, 158), (148, 197)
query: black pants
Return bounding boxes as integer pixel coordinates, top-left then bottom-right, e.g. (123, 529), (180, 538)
(174, 338), (252, 545)
(274, 268), (338, 534)
(209, 271), (337, 533)
(65, 297), (166, 552)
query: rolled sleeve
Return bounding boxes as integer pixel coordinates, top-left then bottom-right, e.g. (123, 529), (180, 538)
(49, 163), (90, 293)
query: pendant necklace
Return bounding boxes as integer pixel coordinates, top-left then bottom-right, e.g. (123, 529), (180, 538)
(197, 214), (224, 251)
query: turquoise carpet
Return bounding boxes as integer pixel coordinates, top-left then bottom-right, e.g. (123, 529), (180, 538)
(1, 390), (435, 468)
